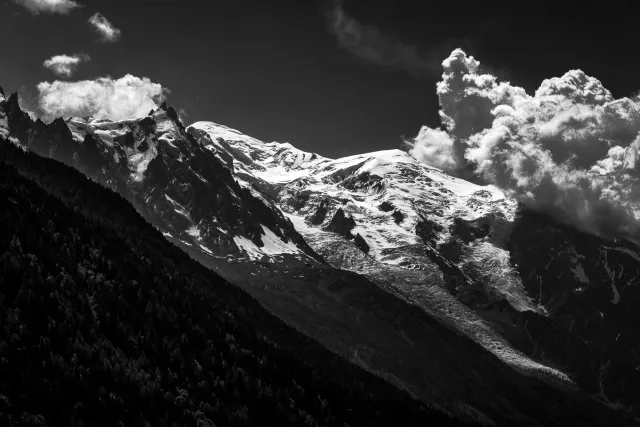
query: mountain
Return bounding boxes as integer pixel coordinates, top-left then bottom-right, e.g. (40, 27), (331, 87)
(0, 131), (465, 427)
(1, 88), (639, 426)
(190, 120), (640, 413)
(188, 120), (640, 416)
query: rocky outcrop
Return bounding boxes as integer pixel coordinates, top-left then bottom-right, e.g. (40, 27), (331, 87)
(415, 217), (443, 246)
(0, 93), (323, 266)
(324, 208), (356, 238)
(2, 93), (32, 142)
(310, 198), (330, 225)
(392, 209), (404, 224)
(378, 201), (394, 212)
(354, 233), (370, 253)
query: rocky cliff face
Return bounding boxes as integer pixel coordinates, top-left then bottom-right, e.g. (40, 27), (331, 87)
(0, 97), (322, 273)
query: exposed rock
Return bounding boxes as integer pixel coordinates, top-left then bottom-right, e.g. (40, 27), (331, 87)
(1, 93), (32, 142)
(415, 217), (443, 246)
(340, 171), (384, 192)
(378, 201), (394, 212)
(114, 131), (136, 148)
(324, 208), (355, 239)
(137, 139), (150, 152)
(167, 106), (185, 131)
(0, 97), (323, 267)
(392, 210), (404, 224)
(354, 233), (369, 253)
(137, 116), (156, 135)
(450, 214), (500, 244)
(310, 198), (329, 225)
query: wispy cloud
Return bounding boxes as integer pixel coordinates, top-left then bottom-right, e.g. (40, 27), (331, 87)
(327, 0), (443, 77)
(37, 74), (168, 121)
(177, 108), (189, 124)
(14, 0), (80, 15)
(43, 53), (90, 78)
(88, 12), (121, 43)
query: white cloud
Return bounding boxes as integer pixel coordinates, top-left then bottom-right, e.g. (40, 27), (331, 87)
(14, 0), (80, 14)
(37, 74), (168, 121)
(88, 12), (121, 43)
(406, 126), (457, 171)
(43, 53), (90, 78)
(407, 48), (640, 237)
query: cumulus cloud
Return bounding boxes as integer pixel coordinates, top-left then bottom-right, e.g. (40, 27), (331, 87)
(14, 0), (80, 14)
(405, 127), (457, 171)
(43, 53), (90, 78)
(37, 74), (168, 121)
(407, 48), (640, 237)
(88, 12), (121, 43)
(327, 0), (441, 77)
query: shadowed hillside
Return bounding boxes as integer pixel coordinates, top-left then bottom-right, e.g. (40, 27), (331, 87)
(0, 139), (467, 426)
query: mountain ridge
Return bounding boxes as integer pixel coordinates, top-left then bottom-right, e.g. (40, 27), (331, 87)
(187, 119), (640, 416)
(2, 89), (639, 425)
(0, 130), (468, 427)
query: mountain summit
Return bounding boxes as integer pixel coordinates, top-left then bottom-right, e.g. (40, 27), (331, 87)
(189, 120), (640, 417)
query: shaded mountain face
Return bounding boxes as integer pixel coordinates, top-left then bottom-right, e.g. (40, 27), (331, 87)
(189, 121), (640, 417)
(0, 96), (321, 274)
(507, 211), (640, 412)
(2, 91), (640, 426)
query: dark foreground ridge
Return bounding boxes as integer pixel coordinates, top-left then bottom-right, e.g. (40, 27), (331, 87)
(0, 140), (468, 426)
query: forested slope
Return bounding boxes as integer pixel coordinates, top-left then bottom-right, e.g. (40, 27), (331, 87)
(0, 139), (467, 426)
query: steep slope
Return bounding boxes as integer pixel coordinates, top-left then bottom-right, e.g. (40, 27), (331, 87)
(0, 93), (321, 274)
(187, 122), (557, 376)
(189, 120), (640, 419)
(0, 136), (468, 427)
(507, 211), (640, 414)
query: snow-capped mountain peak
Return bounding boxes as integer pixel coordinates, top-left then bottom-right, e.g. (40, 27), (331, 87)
(186, 118), (640, 416)
(4, 93), (640, 418)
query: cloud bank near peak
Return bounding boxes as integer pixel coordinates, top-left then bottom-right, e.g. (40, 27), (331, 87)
(14, 0), (80, 15)
(37, 74), (168, 122)
(407, 48), (640, 238)
(43, 53), (90, 78)
(88, 12), (121, 43)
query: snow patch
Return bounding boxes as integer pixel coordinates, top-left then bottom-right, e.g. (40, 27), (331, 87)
(233, 235), (263, 260)
(601, 249), (622, 304)
(165, 194), (190, 219)
(199, 244), (213, 255)
(187, 225), (201, 239)
(129, 145), (157, 182)
(570, 264), (589, 285)
(259, 226), (299, 255)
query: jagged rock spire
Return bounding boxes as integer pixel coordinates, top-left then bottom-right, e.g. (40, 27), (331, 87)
(6, 92), (21, 111)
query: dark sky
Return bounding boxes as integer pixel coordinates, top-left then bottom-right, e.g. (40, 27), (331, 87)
(1, 0), (640, 158)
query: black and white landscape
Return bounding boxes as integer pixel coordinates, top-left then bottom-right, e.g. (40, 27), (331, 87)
(2, 1), (640, 426)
